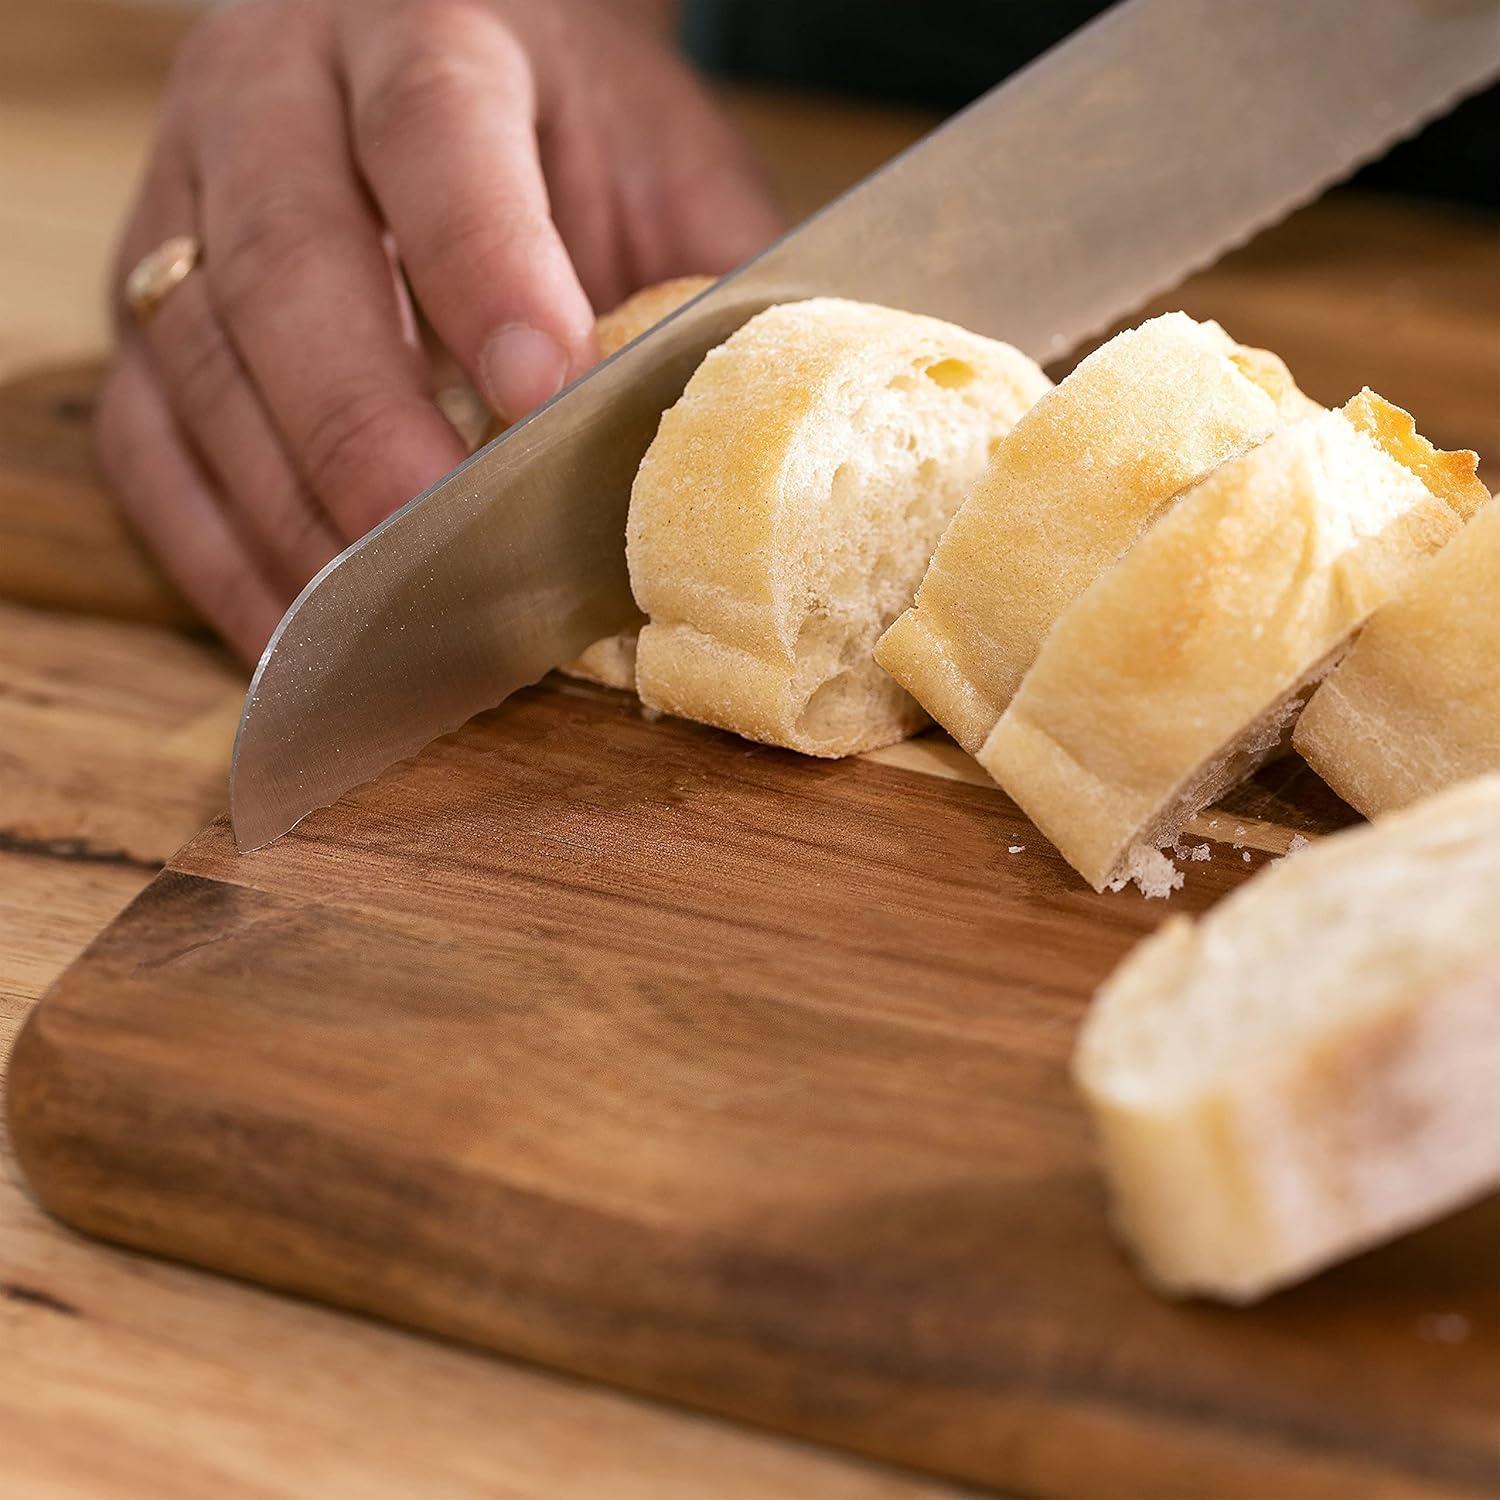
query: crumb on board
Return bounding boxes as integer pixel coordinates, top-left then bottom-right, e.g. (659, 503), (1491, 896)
(1008, 844), (1025, 854)
(1108, 843), (1184, 900)
(1242, 851), (1252, 863)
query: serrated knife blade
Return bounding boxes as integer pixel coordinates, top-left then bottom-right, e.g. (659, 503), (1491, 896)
(231, 0), (1500, 851)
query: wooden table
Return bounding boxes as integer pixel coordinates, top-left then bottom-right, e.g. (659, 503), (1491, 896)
(1, 3), (1495, 1495)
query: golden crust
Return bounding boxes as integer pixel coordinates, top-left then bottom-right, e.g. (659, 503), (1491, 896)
(1074, 775), (1500, 1302)
(981, 393), (1475, 891)
(554, 277), (715, 690)
(628, 298), (1051, 756)
(874, 313), (1315, 753)
(1342, 386), (1489, 521)
(1294, 495), (1499, 816)
(596, 275), (715, 359)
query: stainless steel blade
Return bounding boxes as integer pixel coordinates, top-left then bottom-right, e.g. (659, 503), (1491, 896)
(231, 0), (1500, 851)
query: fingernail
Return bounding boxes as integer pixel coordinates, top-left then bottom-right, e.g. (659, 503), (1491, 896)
(479, 324), (569, 425)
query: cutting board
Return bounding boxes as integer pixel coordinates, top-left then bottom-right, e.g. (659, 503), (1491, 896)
(9, 675), (1498, 1500)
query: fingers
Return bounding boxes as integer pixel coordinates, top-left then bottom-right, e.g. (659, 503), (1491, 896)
(110, 112), (341, 593)
(531, 11), (783, 309)
(96, 344), (286, 664)
(142, 271), (346, 588)
(645, 90), (785, 279)
(196, 12), (469, 544)
(339, 0), (598, 425)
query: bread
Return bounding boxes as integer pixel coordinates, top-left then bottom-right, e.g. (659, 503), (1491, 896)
(1293, 494), (1499, 817)
(980, 391), (1486, 894)
(874, 313), (1318, 753)
(628, 298), (1052, 756)
(1074, 773), (1500, 1303)
(596, 276), (716, 359)
(559, 276), (716, 690)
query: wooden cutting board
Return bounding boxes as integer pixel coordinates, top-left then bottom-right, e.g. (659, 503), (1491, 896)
(9, 674), (1498, 1500)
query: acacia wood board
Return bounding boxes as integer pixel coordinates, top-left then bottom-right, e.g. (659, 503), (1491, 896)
(9, 678), (1497, 1500)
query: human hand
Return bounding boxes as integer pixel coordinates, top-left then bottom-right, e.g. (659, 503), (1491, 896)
(97, 0), (781, 661)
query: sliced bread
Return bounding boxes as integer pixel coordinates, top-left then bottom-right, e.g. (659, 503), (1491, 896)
(1293, 495), (1499, 817)
(1074, 773), (1500, 1303)
(874, 312), (1318, 753)
(628, 298), (1052, 756)
(561, 276), (715, 690)
(980, 392), (1487, 893)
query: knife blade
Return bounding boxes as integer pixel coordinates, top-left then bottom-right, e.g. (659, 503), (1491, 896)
(230, 0), (1500, 851)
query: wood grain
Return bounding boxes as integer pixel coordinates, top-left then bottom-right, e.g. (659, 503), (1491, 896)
(0, 6), (998, 1495)
(0, 362), (194, 626)
(4, 4), (1497, 1496)
(0, 607), (970, 1500)
(11, 682), (1498, 1500)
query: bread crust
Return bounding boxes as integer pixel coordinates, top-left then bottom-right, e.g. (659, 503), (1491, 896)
(981, 393), (1480, 892)
(874, 313), (1317, 753)
(555, 277), (717, 690)
(1074, 775), (1500, 1302)
(629, 298), (1051, 756)
(1294, 495), (1497, 817)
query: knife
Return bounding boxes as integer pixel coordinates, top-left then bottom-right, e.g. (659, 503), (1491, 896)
(230, 0), (1500, 852)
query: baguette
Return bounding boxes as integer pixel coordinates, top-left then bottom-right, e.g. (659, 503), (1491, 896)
(1293, 495), (1499, 817)
(629, 298), (1052, 756)
(874, 313), (1318, 753)
(561, 276), (715, 690)
(981, 391), (1486, 894)
(1074, 773), (1500, 1303)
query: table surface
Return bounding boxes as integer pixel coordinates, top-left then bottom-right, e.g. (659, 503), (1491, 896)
(1, 3), (1495, 1496)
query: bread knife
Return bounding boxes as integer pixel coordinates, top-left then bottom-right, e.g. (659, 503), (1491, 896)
(230, 0), (1500, 851)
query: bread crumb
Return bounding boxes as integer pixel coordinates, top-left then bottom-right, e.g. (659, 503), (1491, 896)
(1008, 844), (1025, 854)
(1286, 833), (1310, 855)
(1107, 843), (1184, 900)
(1242, 851), (1252, 863)
(1188, 844), (1211, 862)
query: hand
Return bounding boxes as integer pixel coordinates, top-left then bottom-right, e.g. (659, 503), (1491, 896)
(96, 0), (781, 661)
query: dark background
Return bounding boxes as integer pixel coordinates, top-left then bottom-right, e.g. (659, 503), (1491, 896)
(681, 0), (1500, 210)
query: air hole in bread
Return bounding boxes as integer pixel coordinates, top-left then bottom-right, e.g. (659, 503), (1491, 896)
(923, 357), (977, 389)
(794, 667), (864, 742)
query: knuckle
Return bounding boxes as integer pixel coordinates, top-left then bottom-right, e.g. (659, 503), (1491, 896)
(357, 8), (528, 143)
(297, 380), (410, 523)
(160, 306), (241, 424)
(171, 1), (263, 86)
(211, 192), (332, 321)
(424, 198), (524, 282)
(357, 55), (469, 145)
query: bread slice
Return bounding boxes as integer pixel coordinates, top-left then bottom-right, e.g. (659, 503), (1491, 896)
(1074, 773), (1500, 1303)
(628, 298), (1052, 756)
(874, 313), (1318, 753)
(560, 276), (715, 690)
(1293, 494), (1498, 817)
(980, 391), (1486, 894)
